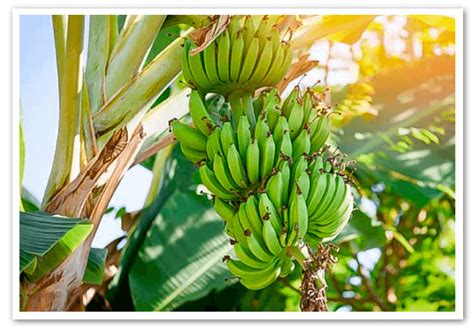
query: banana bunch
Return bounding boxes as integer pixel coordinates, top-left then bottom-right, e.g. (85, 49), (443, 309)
(170, 16), (355, 291)
(182, 15), (292, 96)
(171, 86), (354, 290)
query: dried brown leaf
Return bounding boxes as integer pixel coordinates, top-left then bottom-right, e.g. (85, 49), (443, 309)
(44, 128), (129, 217)
(121, 210), (141, 232)
(276, 54), (319, 93)
(189, 15), (231, 55)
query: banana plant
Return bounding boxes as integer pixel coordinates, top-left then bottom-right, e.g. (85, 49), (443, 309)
(20, 14), (209, 311)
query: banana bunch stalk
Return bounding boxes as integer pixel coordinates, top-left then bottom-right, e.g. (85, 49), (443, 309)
(170, 16), (355, 291)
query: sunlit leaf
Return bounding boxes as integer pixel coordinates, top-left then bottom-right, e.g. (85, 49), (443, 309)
(410, 15), (455, 32)
(20, 211), (93, 281)
(293, 15), (375, 50)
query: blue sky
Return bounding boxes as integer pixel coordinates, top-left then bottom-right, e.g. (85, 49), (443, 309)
(20, 15), (152, 247)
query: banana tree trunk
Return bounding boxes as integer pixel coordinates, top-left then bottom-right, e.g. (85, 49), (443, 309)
(21, 125), (146, 311)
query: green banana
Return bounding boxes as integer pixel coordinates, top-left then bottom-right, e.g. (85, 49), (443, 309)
(249, 40), (273, 85)
(187, 44), (212, 91)
(220, 121), (236, 151)
(189, 90), (215, 136)
(262, 218), (283, 256)
(203, 41), (221, 85)
(273, 115), (289, 145)
(245, 195), (264, 238)
(290, 156), (308, 186)
(282, 86), (299, 117)
(290, 171), (310, 205)
(288, 100), (305, 139)
(269, 43), (292, 85)
(206, 135), (216, 161)
(266, 171), (284, 211)
(180, 143), (206, 163)
(289, 189), (308, 238)
(182, 40), (197, 88)
(227, 144), (249, 188)
(309, 116), (330, 153)
(237, 115), (251, 159)
(280, 159), (291, 206)
(199, 164), (236, 200)
(260, 134), (276, 178)
(258, 193), (282, 234)
(233, 242), (268, 269)
(310, 173), (337, 219)
(246, 139), (260, 184)
(171, 120), (207, 152)
(227, 258), (274, 278)
(307, 171), (328, 216)
(255, 17), (271, 45)
(238, 37), (259, 83)
(240, 259), (281, 290)
(292, 128), (311, 159)
(230, 35), (245, 82)
(262, 40), (284, 85)
(309, 197), (353, 239)
(228, 16), (241, 42)
(264, 93), (281, 130)
(255, 117), (270, 150)
(242, 16), (255, 51)
(213, 153), (239, 192)
(302, 90), (314, 122)
(217, 30), (231, 82)
(316, 182), (350, 226)
(213, 198), (236, 223)
(277, 130), (293, 161)
(238, 203), (255, 234)
(245, 230), (274, 262)
(207, 127), (223, 160)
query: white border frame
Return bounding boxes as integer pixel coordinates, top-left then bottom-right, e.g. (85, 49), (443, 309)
(11, 7), (464, 320)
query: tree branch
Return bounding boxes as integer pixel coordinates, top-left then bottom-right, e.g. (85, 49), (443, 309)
(356, 260), (390, 311)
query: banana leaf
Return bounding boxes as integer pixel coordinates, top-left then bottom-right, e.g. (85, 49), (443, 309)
(339, 55), (455, 207)
(128, 190), (232, 311)
(83, 247), (108, 285)
(108, 146), (232, 311)
(20, 211), (93, 282)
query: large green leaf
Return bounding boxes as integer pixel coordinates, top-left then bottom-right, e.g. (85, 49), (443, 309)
(128, 190), (231, 311)
(83, 248), (108, 285)
(108, 146), (232, 311)
(20, 211), (93, 281)
(340, 92), (454, 207)
(339, 54), (455, 207)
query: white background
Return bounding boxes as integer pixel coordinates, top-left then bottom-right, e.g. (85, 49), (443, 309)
(1, 0), (471, 327)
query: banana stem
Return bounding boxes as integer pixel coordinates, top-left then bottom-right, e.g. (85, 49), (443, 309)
(228, 91), (243, 127)
(43, 15), (84, 207)
(287, 245), (308, 271)
(227, 90), (256, 129)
